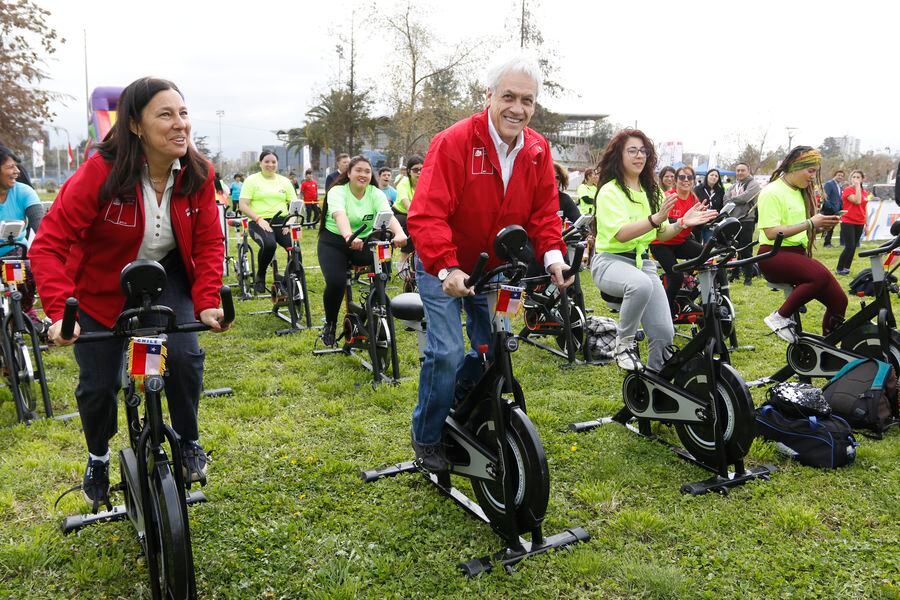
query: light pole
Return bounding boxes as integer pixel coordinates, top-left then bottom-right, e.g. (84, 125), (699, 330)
(786, 126), (798, 150)
(216, 110), (225, 168)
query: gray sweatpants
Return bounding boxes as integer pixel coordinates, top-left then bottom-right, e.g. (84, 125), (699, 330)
(590, 252), (674, 370)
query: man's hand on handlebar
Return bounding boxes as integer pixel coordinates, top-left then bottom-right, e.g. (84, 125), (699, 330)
(200, 308), (230, 332)
(49, 319), (80, 346)
(548, 261), (575, 289)
(442, 269), (474, 297)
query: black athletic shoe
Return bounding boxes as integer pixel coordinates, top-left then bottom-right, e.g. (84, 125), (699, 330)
(254, 277), (267, 294)
(744, 277), (753, 286)
(321, 321), (337, 347)
(412, 436), (448, 472)
(82, 458), (110, 512)
(181, 440), (209, 484)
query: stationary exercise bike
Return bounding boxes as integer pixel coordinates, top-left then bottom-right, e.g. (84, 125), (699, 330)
(59, 260), (234, 600)
(258, 202), (313, 335)
(226, 215), (255, 300)
(363, 226), (588, 575)
(572, 219), (784, 495)
(751, 222), (900, 386)
(313, 212), (401, 386)
(518, 214), (596, 365)
(0, 223), (53, 425)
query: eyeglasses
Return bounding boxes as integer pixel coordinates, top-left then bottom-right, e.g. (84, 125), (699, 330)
(625, 147), (649, 157)
(409, 167), (422, 173)
(676, 174), (693, 181)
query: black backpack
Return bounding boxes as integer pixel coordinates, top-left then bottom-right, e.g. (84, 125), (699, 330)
(822, 358), (900, 438)
(755, 404), (857, 468)
(847, 268), (898, 297)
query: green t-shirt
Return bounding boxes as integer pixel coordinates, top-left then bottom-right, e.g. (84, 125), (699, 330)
(575, 183), (597, 202)
(594, 181), (664, 266)
(756, 178), (808, 247)
(394, 176), (414, 214)
(239, 172), (297, 219)
(325, 184), (392, 238)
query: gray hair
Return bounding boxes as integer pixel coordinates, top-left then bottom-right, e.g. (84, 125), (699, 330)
(485, 52), (542, 100)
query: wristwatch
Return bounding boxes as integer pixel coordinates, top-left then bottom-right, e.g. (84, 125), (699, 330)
(438, 267), (459, 282)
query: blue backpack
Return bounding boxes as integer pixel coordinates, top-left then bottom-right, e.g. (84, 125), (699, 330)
(822, 358), (899, 438)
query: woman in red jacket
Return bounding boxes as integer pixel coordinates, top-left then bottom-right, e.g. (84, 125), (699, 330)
(835, 169), (869, 275)
(650, 165), (705, 317)
(30, 77), (228, 510)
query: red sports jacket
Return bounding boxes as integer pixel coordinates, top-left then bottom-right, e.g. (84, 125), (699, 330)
(30, 154), (224, 328)
(408, 109), (565, 275)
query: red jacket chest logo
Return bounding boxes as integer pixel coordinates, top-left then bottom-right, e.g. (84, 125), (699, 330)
(104, 198), (137, 227)
(471, 147), (495, 176)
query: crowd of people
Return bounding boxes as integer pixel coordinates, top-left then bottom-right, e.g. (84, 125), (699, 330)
(3, 53), (898, 504)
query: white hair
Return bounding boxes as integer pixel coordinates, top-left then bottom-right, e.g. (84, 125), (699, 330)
(485, 52), (542, 100)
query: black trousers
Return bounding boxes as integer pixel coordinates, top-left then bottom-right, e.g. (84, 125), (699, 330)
(650, 239), (704, 318)
(316, 229), (374, 324)
(837, 223), (865, 272)
(249, 218), (292, 280)
(74, 252), (205, 456)
(736, 218), (756, 279)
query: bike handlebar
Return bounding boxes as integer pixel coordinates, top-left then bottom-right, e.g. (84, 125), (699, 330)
(60, 286), (234, 343)
(859, 229), (900, 258)
(465, 253), (489, 288)
(346, 224), (367, 246)
(729, 233), (784, 269)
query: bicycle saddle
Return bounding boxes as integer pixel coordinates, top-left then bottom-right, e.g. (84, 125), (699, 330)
(120, 260), (167, 303)
(390, 292), (425, 322)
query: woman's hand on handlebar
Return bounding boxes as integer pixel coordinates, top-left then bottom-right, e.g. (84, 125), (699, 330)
(682, 201), (718, 227)
(442, 269), (474, 297)
(392, 232), (408, 249)
(49, 319), (80, 346)
(200, 308), (229, 332)
(348, 237), (364, 251)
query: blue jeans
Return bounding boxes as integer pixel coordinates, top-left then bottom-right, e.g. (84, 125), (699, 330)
(411, 259), (492, 445)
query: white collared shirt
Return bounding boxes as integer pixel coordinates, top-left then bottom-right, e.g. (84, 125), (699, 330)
(138, 161), (179, 261)
(486, 115), (563, 270)
(486, 113), (525, 194)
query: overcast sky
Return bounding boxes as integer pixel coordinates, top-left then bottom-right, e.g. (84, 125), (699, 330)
(36, 0), (900, 166)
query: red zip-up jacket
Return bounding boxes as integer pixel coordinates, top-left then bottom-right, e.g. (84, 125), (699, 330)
(30, 153), (224, 328)
(408, 109), (565, 275)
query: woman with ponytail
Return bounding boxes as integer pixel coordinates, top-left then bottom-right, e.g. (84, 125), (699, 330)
(756, 146), (845, 342)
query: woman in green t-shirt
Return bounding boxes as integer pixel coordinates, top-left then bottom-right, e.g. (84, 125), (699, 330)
(393, 155), (421, 280)
(591, 131), (716, 370)
(756, 146), (844, 341)
(317, 155), (408, 346)
(575, 168), (599, 213)
(238, 151), (298, 293)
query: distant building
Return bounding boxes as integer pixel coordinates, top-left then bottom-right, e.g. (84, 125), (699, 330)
(545, 113), (608, 170)
(836, 135), (861, 160)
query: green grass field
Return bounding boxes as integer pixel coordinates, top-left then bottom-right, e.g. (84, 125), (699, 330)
(1, 231), (898, 599)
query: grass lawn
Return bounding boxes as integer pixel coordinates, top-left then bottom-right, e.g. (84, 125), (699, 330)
(0, 230), (898, 599)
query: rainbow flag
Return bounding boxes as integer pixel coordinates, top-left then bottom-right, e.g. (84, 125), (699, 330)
(2, 260), (27, 284)
(127, 337), (167, 378)
(495, 285), (524, 316)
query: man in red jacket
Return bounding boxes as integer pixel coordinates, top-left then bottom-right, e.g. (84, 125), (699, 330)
(407, 54), (571, 471)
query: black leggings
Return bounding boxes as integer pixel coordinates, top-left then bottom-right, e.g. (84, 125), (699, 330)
(317, 229), (374, 324)
(249, 218), (292, 280)
(650, 239), (703, 318)
(837, 223), (864, 272)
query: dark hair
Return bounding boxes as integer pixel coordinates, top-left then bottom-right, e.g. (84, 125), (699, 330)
(849, 169), (865, 180)
(406, 155), (423, 172)
(258, 150), (277, 162)
(658, 166), (676, 187)
(304, 168), (313, 175)
(703, 168), (724, 193)
(378, 167), (392, 176)
(769, 145), (821, 252)
(597, 129), (660, 212)
(735, 162), (752, 173)
(553, 162), (569, 191)
(335, 153), (350, 162)
(832, 168), (845, 177)
(96, 77), (208, 202)
(233, 173), (243, 180)
(583, 167), (595, 181)
(320, 155), (373, 232)
(0, 146), (19, 166)
(675, 165), (695, 180)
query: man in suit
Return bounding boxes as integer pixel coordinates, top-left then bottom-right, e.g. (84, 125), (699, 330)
(822, 169), (845, 247)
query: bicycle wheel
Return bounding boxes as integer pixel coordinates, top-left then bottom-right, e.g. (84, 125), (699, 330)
(0, 331), (29, 422)
(237, 243), (255, 297)
(555, 304), (586, 354)
(7, 334), (37, 418)
(840, 324), (900, 375)
(148, 457), (195, 599)
(673, 356), (756, 466)
(469, 400), (550, 536)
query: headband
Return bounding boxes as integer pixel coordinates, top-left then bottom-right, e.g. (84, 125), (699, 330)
(788, 149), (822, 172)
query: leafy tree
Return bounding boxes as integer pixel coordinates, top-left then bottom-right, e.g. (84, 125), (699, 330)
(819, 137), (842, 159)
(303, 87), (373, 158)
(0, 0), (64, 149)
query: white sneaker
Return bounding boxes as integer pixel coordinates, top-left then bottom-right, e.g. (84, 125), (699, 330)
(613, 336), (643, 371)
(764, 311), (797, 343)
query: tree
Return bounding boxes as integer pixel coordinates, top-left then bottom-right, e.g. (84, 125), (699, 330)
(193, 135), (211, 157)
(382, 2), (476, 156)
(819, 137), (842, 159)
(0, 1), (64, 150)
(303, 87), (373, 158)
